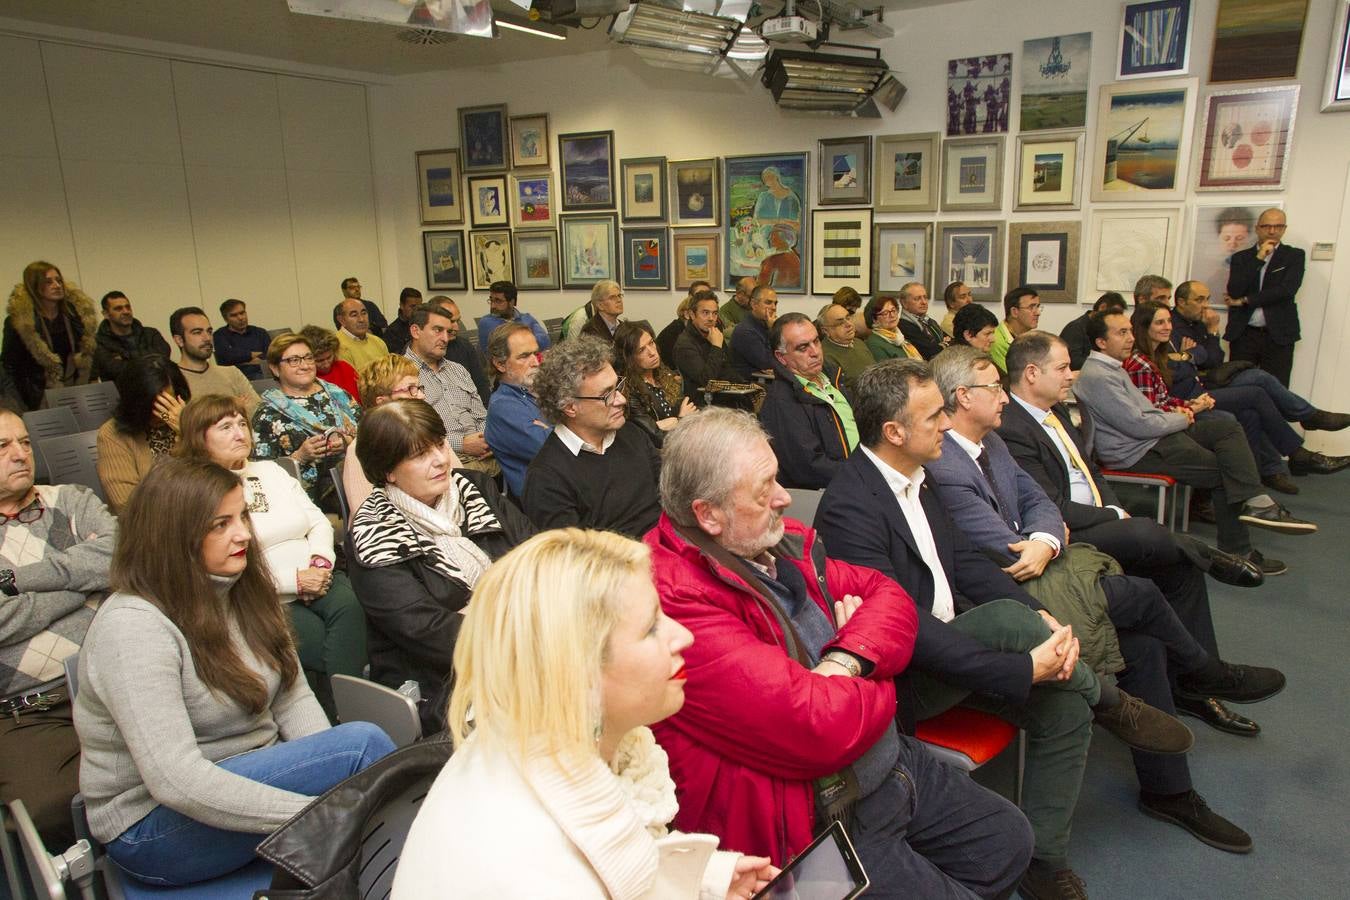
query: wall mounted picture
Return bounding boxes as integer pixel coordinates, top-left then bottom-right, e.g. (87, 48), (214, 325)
(672, 230), (721, 290)
(1210, 0), (1308, 82)
(1187, 202), (1282, 303)
(1014, 132), (1084, 210)
(458, 104), (509, 171)
(1084, 207), (1181, 294)
(1091, 78), (1196, 203)
(811, 208), (872, 296)
(1021, 33), (1092, 130)
(1008, 221), (1081, 302)
(872, 222), (934, 296)
(423, 229), (467, 291)
(467, 174), (509, 228)
(1118, 0), (1192, 78)
(937, 221), (1005, 303)
(416, 149), (463, 226)
(510, 173), (555, 229)
(509, 113), (550, 168)
(874, 132), (940, 212)
(1197, 86), (1299, 191)
(668, 158), (720, 227)
(622, 227), (670, 290)
(512, 230), (561, 291)
(558, 131), (615, 211)
(560, 213), (618, 289)
(469, 229), (513, 291)
(724, 152), (809, 293)
(817, 137), (872, 205)
(941, 136), (1003, 212)
(621, 157), (668, 222)
(946, 54), (1012, 136)
(1324, 1), (1350, 111)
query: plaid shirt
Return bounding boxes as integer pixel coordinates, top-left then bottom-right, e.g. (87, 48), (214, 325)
(404, 349), (487, 453)
(1122, 352), (1187, 412)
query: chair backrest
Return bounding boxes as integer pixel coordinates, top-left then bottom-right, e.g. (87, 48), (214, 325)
(356, 775), (434, 899)
(786, 488), (825, 528)
(6, 800), (73, 900)
(331, 459), (350, 523)
(250, 377), (279, 395)
(331, 675), (422, 748)
(38, 432), (104, 502)
(273, 456), (301, 482)
(22, 408), (80, 484)
(544, 317), (563, 343)
(44, 383), (118, 432)
(0, 801), (35, 900)
(267, 328), (292, 339)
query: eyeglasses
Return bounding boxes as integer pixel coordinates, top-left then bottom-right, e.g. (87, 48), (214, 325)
(1257, 223), (1287, 230)
(963, 380), (1004, 394)
(0, 496), (44, 526)
(873, 307), (899, 317)
(574, 376), (627, 407)
(280, 353), (316, 367)
(1018, 303), (1042, 313)
(390, 383), (425, 398)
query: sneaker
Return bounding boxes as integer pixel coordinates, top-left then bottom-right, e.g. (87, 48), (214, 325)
(1247, 549), (1287, 576)
(1238, 502), (1317, 534)
(1178, 661), (1286, 704)
(1019, 860), (1089, 899)
(1138, 790), (1253, 853)
(1094, 690), (1194, 754)
(1260, 472), (1299, 495)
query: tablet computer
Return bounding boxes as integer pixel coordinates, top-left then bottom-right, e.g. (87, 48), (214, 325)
(751, 820), (869, 900)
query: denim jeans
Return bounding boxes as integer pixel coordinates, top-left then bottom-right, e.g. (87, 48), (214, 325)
(1226, 366), (1316, 420)
(107, 721), (394, 887)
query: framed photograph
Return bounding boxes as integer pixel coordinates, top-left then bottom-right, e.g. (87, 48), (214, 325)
(511, 230), (561, 291)
(1021, 33), (1092, 130)
(1187, 202), (1282, 303)
(1083, 207), (1181, 294)
(467, 174), (509, 228)
(672, 230), (721, 290)
(817, 137), (871, 205)
(1196, 86), (1299, 191)
(724, 152), (809, 293)
(668, 158), (720, 227)
(1090, 77), (1196, 203)
(946, 54), (1012, 136)
(422, 229), (467, 291)
(810, 208), (872, 296)
(941, 136), (1003, 212)
(937, 221), (1005, 303)
(872, 222), (934, 297)
(558, 130), (615, 211)
(509, 113), (550, 168)
(620, 157), (668, 222)
(510, 173), (555, 229)
(1210, 0), (1309, 82)
(1014, 132), (1084, 210)
(1008, 221), (1081, 302)
(1118, 0), (1192, 78)
(415, 149), (463, 226)
(560, 213), (619, 289)
(621, 227), (670, 290)
(874, 132), (940, 212)
(1324, 1), (1350, 111)
(458, 104), (509, 172)
(468, 229), (513, 291)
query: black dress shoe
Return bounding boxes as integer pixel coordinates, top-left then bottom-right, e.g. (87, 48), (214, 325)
(1139, 790), (1253, 853)
(1261, 472), (1299, 494)
(1178, 661), (1286, 703)
(1203, 549), (1264, 588)
(1173, 694), (1261, 736)
(1238, 502), (1317, 534)
(1247, 549), (1287, 575)
(1288, 448), (1350, 475)
(1019, 860), (1089, 899)
(1302, 410), (1350, 431)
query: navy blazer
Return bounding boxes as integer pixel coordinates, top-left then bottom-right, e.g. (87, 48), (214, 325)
(1225, 242), (1305, 346)
(899, 316), (946, 360)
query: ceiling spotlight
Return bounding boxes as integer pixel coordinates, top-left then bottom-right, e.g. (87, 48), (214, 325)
(762, 47), (892, 113)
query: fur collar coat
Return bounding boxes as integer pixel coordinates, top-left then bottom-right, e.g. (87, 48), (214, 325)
(4, 281), (99, 406)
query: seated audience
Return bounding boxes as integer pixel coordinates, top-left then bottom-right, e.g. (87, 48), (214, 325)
(345, 354), (423, 516)
(92, 291), (171, 382)
(720, 275), (757, 328)
(674, 290), (736, 405)
(483, 322), (549, 496)
(73, 458), (393, 889)
(214, 299), (270, 380)
(614, 321), (695, 445)
(1061, 293), (1127, 370)
(656, 284), (708, 367)
(426, 295), (491, 405)
(941, 280), (973, 337)
(477, 280), (551, 354)
(300, 325), (360, 403)
(817, 302), (875, 391)
(898, 282), (952, 359)
(834, 285), (870, 339)
(3, 261), (97, 410)
(339, 276), (388, 338)
(171, 306), (260, 415)
(728, 284), (779, 379)
(404, 302), (497, 475)
(579, 280), (626, 343)
(991, 287), (1042, 373)
(559, 292), (598, 341)
(863, 294), (923, 361)
(382, 287), (422, 356)
(953, 302), (1000, 351)
(96, 354), (189, 512)
(335, 297), (390, 373)
(1134, 274), (1173, 307)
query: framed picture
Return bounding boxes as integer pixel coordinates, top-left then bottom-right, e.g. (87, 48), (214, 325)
(511, 230), (561, 291)
(415, 149), (463, 226)
(1090, 77), (1196, 203)
(874, 132), (940, 212)
(1118, 0), (1192, 78)
(422, 229), (467, 291)
(872, 222), (934, 297)
(668, 158), (720, 227)
(941, 136), (1003, 212)
(510, 173), (555, 229)
(1014, 132), (1084, 210)
(1324, 1), (1350, 111)
(946, 54), (1012, 136)
(817, 137), (871, 205)
(467, 174), (509, 228)
(1020, 33), (1092, 130)
(620, 157), (668, 222)
(1083, 207), (1181, 294)
(672, 230), (721, 290)
(1187, 202), (1282, 303)
(1196, 86), (1299, 191)
(560, 213), (619, 289)
(458, 104), (509, 171)
(1008, 221), (1081, 302)
(1210, 0), (1309, 82)
(468, 229), (513, 291)
(621, 227), (670, 290)
(937, 221), (1005, 303)
(558, 131), (615, 211)
(810, 208), (872, 296)
(509, 113), (550, 168)
(724, 152), (809, 293)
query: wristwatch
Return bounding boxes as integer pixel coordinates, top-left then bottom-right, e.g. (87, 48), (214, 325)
(822, 650), (863, 678)
(0, 569), (17, 597)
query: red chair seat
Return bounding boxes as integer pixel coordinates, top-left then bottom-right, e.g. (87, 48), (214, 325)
(915, 707), (1018, 766)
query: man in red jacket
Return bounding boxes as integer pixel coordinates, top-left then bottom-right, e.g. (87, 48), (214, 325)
(645, 408), (1033, 898)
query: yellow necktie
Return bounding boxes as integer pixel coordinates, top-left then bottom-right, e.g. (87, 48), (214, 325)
(1043, 412), (1103, 507)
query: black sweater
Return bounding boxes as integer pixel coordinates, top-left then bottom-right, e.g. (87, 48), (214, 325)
(522, 422), (662, 538)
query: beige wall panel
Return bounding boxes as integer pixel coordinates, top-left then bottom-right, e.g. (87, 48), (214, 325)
(277, 77), (370, 173)
(0, 156), (80, 293)
(0, 37), (59, 160)
(173, 62), (286, 170)
(285, 167), (381, 328)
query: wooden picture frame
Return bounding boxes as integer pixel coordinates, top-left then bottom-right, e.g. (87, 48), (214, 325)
(672, 230), (721, 290)
(510, 173), (555, 229)
(558, 130), (616, 211)
(509, 113), (550, 168)
(467, 174), (509, 228)
(423, 229), (467, 291)
(936, 221), (1005, 303)
(1196, 86), (1299, 191)
(810, 208), (872, 296)
(415, 149), (463, 226)
(941, 136), (1004, 212)
(560, 213), (619, 289)
(458, 104), (509, 172)
(1090, 77), (1197, 203)
(512, 230), (561, 291)
(872, 221), (934, 297)
(468, 228), (513, 291)
(668, 158), (720, 227)
(1118, 0), (1192, 79)
(1083, 207), (1182, 294)
(724, 151), (809, 293)
(1008, 221), (1081, 302)
(1014, 131), (1084, 210)
(874, 132), (940, 212)
(621, 226), (670, 290)
(621, 157), (668, 222)
(817, 137), (872, 205)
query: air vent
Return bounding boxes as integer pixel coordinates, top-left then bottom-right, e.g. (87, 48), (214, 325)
(397, 27), (456, 45)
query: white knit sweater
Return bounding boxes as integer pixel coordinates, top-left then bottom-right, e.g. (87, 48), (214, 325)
(235, 460), (334, 600)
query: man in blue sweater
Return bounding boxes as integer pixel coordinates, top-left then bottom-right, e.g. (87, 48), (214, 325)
(484, 322), (548, 497)
(476, 280), (551, 355)
(214, 299), (271, 380)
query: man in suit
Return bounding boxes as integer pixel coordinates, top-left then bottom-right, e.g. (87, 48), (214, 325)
(1225, 208), (1304, 386)
(897, 282), (951, 360)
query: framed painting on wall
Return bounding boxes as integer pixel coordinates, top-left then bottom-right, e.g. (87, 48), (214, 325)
(468, 229), (513, 291)
(415, 149), (463, 226)
(1021, 33), (1092, 130)
(509, 113), (550, 168)
(1083, 207), (1181, 294)
(621, 157), (668, 222)
(668, 158), (720, 227)
(1196, 86), (1299, 191)
(817, 137), (871, 205)
(458, 104), (509, 171)
(510, 173), (555, 229)
(1090, 78), (1196, 203)
(941, 136), (1003, 212)
(423, 229), (467, 291)
(622, 227), (670, 290)
(872, 222), (933, 297)
(560, 213), (618, 289)
(1008, 221), (1081, 302)
(1324, 1), (1350, 111)
(467, 174), (509, 228)
(810, 208), (872, 296)
(1187, 202), (1282, 303)
(1210, 0), (1309, 82)
(1014, 132), (1083, 210)
(937, 221), (1005, 303)
(558, 131), (615, 211)
(672, 230), (721, 290)
(946, 54), (1012, 136)
(724, 152), (809, 293)
(1118, 0), (1192, 78)
(874, 132), (940, 212)
(512, 230), (561, 291)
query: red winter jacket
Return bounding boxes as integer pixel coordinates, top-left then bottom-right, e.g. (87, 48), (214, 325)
(644, 513), (919, 866)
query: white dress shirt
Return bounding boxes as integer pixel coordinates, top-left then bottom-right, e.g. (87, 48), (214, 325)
(555, 424), (616, 456)
(947, 428), (1061, 553)
(1009, 394), (1126, 519)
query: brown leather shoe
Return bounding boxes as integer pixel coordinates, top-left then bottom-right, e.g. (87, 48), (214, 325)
(1094, 690), (1194, 754)
(1019, 860), (1089, 899)
(1261, 472), (1299, 495)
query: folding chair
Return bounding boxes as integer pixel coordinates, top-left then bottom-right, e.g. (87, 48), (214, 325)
(23, 408), (80, 484)
(331, 675), (422, 748)
(250, 377), (279, 395)
(331, 459), (351, 523)
(4, 800), (97, 900)
(544, 317), (563, 343)
(916, 706), (1024, 805)
(267, 328), (292, 340)
(273, 456), (301, 482)
(43, 384), (118, 432)
(37, 432), (104, 502)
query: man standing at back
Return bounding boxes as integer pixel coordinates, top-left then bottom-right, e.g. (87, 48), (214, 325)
(214, 298), (270, 380)
(1225, 208), (1304, 386)
(335, 297), (390, 374)
(91, 291), (171, 382)
(170, 307), (259, 415)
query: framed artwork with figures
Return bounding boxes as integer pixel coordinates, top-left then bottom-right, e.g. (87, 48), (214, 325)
(469, 229), (513, 291)
(937, 221), (1005, 303)
(724, 151), (809, 293)
(817, 137), (871, 205)
(509, 113), (550, 168)
(458, 104), (509, 171)
(467, 174), (509, 228)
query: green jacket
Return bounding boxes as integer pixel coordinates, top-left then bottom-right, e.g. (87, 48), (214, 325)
(1022, 543), (1125, 678)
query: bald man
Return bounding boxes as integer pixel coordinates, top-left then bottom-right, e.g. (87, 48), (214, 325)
(1225, 208), (1303, 386)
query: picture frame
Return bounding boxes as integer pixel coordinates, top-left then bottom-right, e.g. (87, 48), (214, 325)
(1090, 77), (1197, 203)
(1118, 0), (1192, 79)
(558, 130), (616, 211)
(509, 113), (550, 168)
(872, 222), (934, 297)
(1186, 202), (1283, 303)
(511, 229), (561, 291)
(1020, 33), (1092, 131)
(1007, 221), (1081, 302)
(621, 226), (670, 290)
(510, 173), (555, 229)
(560, 213), (619, 289)
(668, 158), (720, 227)
(1324, 1), (1350, 111)
(415, 149), (463, 226)
(672, 230), (721, 290)
(1210, 0), (1309, 83)
(946, 54), (1012, 136)
(816, 137), (872, 205)
(1083, 207), (1182, 294)
(937, 221), (1005, 303)
(1013, 132), (1084, 210)
(422, 229), (467, 291)
(724, 152), (809, 293)
(1196, 86), (1299, 191)
(468, 229), (514, 291)
(874, 132), (940, 212)
(620, 157), (668, 222)
(467, 174), (509, 228)
(458, 104), (509, 172)
(941, 136), (1004, 212)
(811, 208), (873, 296)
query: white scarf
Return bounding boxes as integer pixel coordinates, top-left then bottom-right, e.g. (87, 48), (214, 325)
(384, 483), (492, 586)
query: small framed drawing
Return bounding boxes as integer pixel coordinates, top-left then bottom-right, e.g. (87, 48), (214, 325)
(622, 227), (670, 290)
(872, 222), (934, 297)
(1187, 202), (1282, 303)
(560, 213), (619, 289)
(512, 230), (561, 291)
(558, 131), (615, 211)
(1324, 0), (1350, 111)
(1118, 0), (1192, 79)
(817, 137), (871, 205)
(469, 229), (513, 291)
(621, 157), (668, 222)
(668, 158), (720, 227)
(510, 173), (555, 229)
(941, 136), (1003, 212)
(811, 208), (872, 296)
(874, 132), (940, 212)
(672, 230), (721, 290)
(1014, 132), (1084, 210)
(423, 229), (467, 291)
(1091, 77), (1196, 203)
(467, 174), (509, 228)
(1008, 221), (1081, 302)
(415, 149), (463, 226)
(458, 104), (509, 172)
(1083, 207), (1181, 294)
(509, 113), (550, 168)
(936, 221), (1005, 303)
(1196, 86), (1299, 191)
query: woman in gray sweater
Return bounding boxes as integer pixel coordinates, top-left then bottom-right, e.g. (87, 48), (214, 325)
(73, 458), (394, 889)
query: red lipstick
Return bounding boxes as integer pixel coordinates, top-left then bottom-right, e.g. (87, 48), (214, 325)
(672, 665), (688, 681)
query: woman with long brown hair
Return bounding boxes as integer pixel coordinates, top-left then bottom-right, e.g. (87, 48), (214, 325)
(2, 261), (98, 410)
(613, 321), (694, 444)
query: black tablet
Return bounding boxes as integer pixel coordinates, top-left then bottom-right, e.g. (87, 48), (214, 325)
(751, 820), (869, 900)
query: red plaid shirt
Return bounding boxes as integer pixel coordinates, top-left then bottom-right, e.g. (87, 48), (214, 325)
(1122, 352), (1188, 412)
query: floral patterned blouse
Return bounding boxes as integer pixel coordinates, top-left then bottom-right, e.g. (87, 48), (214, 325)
(251, 383), (361, 500)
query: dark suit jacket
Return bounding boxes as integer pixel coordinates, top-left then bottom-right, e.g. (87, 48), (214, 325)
(899, 316), (946, 360)
(1225, 243), (1304, 346)
(1059, 312), (1093, 370)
